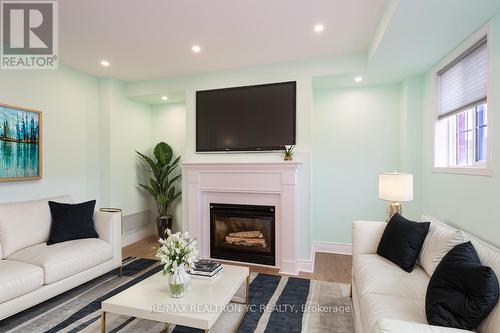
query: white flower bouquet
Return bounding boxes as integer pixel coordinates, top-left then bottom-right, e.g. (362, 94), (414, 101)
(156, 230), (199, 297)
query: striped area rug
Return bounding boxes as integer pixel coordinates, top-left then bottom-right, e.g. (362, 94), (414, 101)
(0, 258), (354, 333)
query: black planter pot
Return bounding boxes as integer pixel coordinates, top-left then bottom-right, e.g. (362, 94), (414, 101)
(156, 215), (173, 238)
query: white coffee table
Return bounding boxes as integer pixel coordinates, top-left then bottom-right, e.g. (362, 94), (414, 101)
(101, 264), (250, 333)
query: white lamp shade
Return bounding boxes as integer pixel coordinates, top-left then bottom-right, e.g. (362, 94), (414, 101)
(379, 172), (413, 202)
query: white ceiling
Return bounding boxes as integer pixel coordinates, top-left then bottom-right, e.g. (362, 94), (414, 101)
(59, 0), (388, 81)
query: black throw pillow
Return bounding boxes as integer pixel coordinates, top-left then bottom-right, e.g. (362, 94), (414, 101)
(376, 213), (430, 272)
(426, 241), (499, 330)
(47, 200), (98, 245)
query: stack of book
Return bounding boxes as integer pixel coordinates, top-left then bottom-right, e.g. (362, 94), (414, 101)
(190, 260), (223, 280)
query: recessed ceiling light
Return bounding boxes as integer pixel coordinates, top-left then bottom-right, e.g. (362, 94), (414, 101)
(100, 60), (110, 67)
(192, 45), (201, 53)
(354, 76), (363, 83)
(161, 96), (168, 101)
(314, 24), (324, 33)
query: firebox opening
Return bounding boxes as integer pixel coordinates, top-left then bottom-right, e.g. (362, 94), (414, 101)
(210, 203), (275, 266)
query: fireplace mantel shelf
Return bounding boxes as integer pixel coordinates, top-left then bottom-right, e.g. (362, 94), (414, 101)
(182, 161), (302, 168)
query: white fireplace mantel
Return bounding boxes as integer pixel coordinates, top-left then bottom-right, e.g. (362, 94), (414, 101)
(183, 161), (301, 275)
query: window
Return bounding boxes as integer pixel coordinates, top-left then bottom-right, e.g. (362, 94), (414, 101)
(448, 104), (487, 167)
(434, 36), (490, 172)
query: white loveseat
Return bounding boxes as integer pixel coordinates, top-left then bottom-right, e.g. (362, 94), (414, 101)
(352, 216), (500, 333)
(0, 196), (122, 320)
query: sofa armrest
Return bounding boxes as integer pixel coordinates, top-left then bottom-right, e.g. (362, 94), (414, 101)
(352, 220), (386, 254)
(94, 211), (122, 268)
(370, 319), (473, 333)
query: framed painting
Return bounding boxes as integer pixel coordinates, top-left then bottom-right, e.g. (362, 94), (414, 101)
(0, 103), (42, 182)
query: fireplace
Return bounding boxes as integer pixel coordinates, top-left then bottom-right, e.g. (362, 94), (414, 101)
(210, 203), (275, 266)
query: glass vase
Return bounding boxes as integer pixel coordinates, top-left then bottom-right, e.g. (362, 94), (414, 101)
(168, 266), (190, 298)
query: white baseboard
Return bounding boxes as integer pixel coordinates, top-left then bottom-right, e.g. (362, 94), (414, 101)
(297, 241), (353, 274)
(297, 259), (314, 273)
(313, 241), (352, 255)
(122, 223), (156, 247)
(120, 227), (351, 275)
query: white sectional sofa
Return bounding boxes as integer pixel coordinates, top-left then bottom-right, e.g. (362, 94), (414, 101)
(352, 216), (500, 333)
(0, 196), (122, 320)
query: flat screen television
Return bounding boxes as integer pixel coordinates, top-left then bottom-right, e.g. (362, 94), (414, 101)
(196, 81), (296, 152)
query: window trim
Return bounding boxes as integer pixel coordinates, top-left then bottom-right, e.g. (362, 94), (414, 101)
(432, 23), (493, 177)
(432, 166), (492, 176)
(475, 106), (488, 162)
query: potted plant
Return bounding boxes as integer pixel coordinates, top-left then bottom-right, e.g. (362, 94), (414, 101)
(136, 142), (181, 238)
(283, 145), (295, 161)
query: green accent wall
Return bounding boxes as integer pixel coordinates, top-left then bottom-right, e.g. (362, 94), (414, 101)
(0, 65), (102, 203)
(0, 70), (155, 234)
(312, 84), (407, 243)
(0, 12), (499, 255)
(418, 15), (500, 247)
(99, 79), (154, 223)
(125, 54), (367, 260)
(151, 103), (186, 231)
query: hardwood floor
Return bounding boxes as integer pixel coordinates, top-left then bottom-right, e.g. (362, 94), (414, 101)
(123, 236), (352, 284)
(122, 236), (159, 260)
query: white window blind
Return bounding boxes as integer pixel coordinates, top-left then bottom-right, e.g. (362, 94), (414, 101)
(438, 36), (488, 119)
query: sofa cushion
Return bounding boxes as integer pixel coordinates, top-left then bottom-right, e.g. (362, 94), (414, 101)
(467, 236), (500, 333)
(419, 215), (466, 277)
(47, 200), (98, 245)
(377, 213), (430, 272)
(370, 318), (473, 333)
(8, 238), (112, 284)
(426, 242), (499, 331)
(0, 260), (44, 303)
(418, 217), (500, 333)
(0, 195), (73, 258)
(360, 293), (427, 332)
(354, 254), (429, 300)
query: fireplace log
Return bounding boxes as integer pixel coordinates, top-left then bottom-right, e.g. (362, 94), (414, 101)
(227, 231), (263, 238)
(225, 236), (267, 247)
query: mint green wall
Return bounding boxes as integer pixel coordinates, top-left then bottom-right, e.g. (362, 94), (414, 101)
(312, 84), (404, 243)
(99, 79), (155, 233)
(151, 103), (186, 231)
(152, 103), (186, 155)
(100, 79), (153, 217)
(0, 69), (156, 234)
(418, 16), (500, 247)
(125, 55), (368, 259)
(125, 53), (444, 253)
(2, 14), (497, 254)
(0, 65), (101, 203)
(399, 76), (424, 219)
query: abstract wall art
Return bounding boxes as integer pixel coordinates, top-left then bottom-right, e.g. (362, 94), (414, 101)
(0, 103), (42, 182)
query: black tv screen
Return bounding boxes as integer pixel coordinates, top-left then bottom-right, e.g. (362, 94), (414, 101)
(196, 81), (296, 152)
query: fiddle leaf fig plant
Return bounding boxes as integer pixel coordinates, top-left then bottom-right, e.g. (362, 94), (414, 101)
(136, 142), (181, 217)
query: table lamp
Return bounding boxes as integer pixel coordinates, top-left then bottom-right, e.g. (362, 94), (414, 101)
(379, 172), (413, 222)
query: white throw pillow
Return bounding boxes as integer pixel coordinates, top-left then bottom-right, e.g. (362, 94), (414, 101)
(419, 215), (466, 277)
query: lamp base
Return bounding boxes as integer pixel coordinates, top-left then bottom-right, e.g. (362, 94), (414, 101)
(386, 202), (402, 222)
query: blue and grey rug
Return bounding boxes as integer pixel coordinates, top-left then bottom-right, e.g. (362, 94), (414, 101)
(0, 258), (353, 333)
